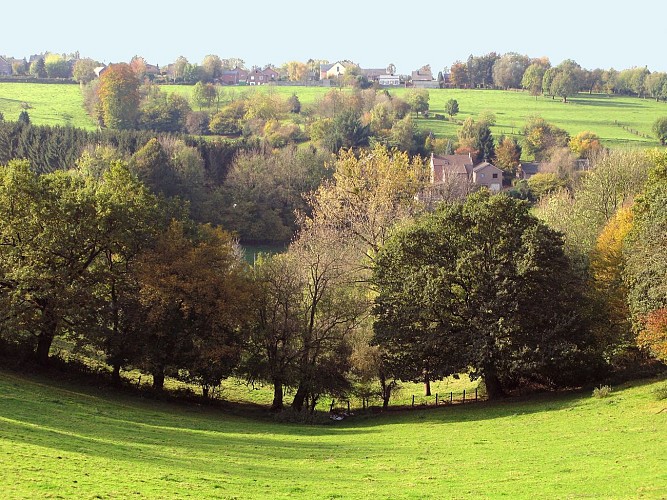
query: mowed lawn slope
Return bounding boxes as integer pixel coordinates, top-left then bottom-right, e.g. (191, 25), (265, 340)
(1, 370), (665, 499)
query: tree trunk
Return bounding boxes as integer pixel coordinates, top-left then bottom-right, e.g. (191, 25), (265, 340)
(380, 372), (392, 410)
(202, 386), (209, 399)
(271, 379), (284, 411)
(291, 383), (307, 412)
(483, 368), (506, 400)
(111, 363), (122, 386)
(424, 371), (431, 396)
(35, 331), (54, 365)
(152, 369), (165, 391)
(35, 311), (58, 365)
(309, 395), (318, 414)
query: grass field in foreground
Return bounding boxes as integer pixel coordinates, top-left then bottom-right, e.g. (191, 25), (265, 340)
(1, 369), (665, 499)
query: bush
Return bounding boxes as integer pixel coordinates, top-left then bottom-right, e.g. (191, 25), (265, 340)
(592, 385), (612, 398)
(653, 382), (667, 401)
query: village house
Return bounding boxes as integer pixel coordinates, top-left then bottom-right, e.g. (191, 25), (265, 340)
(411, 68), (439, 88)
(320, 61), (351, 80)
(220, 67), (249, 85)
(378, 74), (400, 86)
(471, 161), (503, 192)
(516, 158), (592, 180)
(425, 153), (503, 202)
(247, 67), (278, 85)
(0, 56), (12, 75)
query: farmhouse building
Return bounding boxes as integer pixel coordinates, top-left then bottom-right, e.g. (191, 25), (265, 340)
(320, 61), (352, 80)
(471, 162), (503, 192)
(247, 67), (278, 85)
(516, 162), (541, 180)
(0, 56), (12, 75)
(220, 67), (249, 85)
(412, 68), (438, 88)
(425, 153), (503, 202)
(378, 74), (401, 86)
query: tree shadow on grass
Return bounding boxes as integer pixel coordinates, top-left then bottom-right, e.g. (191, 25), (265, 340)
(571, 98), (644, 109)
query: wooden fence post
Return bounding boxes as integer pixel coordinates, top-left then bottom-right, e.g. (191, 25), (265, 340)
(347, 400), (351, 413)
(412, 395), (415, 407)
(450, 392), (453, 403)
(435, 393), (439, 406)
(475, 388), (478, 401)
(330, 399), (335, 412)
(463, 389), (466, 404)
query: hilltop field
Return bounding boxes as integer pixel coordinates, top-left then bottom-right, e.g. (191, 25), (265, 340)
(1, 82), (665, 149)
(1, 369), (665, 499)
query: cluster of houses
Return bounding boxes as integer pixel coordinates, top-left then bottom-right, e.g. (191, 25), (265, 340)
(1, 52), (444, 88)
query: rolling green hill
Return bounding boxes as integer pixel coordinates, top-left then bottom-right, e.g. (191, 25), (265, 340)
(0, 82), (96, 130)
(2, 82), (667, 150)
(1, 369), (665, 498)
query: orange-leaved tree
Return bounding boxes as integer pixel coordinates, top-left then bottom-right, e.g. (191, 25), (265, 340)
(96, 63), (140, 130)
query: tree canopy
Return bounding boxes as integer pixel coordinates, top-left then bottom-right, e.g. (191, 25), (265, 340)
(373, 191), (598, 399)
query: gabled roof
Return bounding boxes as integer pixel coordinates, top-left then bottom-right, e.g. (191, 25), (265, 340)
(518, 162), (540, 177)
(412, 69), (434, 81)
(472, 162), (502, 173)
(431, 153), (474, 182)
(361, 68), (387, 78)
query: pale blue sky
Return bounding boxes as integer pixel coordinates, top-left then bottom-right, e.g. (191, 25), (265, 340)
(4, 1), (664, 73)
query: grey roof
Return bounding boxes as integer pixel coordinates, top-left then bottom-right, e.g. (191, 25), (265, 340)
(411, 70), (434, 81)
(518, 162), (540, 176)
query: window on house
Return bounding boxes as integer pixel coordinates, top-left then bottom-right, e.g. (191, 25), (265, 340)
(493, 173), (498, 178)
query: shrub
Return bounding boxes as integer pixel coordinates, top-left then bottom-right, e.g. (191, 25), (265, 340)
(653, 382), (667, 401)
(592, 385), (612, 398)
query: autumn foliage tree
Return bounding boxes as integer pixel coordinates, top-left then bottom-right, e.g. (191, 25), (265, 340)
(135, 221), (253, 393)
(624, 150), (667, 361)
(96, 63), (141, 130)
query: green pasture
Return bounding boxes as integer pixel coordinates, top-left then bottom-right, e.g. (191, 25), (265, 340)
(2, 81), (667, 151)
(0, 82), (96, 130)
(414, 89), (664, 150)
(1, 369), (665, 498)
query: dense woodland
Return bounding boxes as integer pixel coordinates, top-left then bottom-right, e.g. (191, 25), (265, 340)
(0, 129), (665, 410)
(0, 50), (666, 414)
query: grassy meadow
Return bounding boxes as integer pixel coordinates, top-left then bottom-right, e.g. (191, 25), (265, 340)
(1, 369), (665, 498)
(0, 82), (96, 130)
(167, 84), (667, 150)
(2, 82), (667, 150)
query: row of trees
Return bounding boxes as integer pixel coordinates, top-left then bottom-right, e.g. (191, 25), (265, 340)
(85, 65), (435, 158)
(447, 53), (667, 102)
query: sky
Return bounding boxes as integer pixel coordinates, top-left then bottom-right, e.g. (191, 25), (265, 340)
(3, 1), (665, 74)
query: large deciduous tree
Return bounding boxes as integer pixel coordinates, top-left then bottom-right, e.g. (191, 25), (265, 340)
(492, 53), (530, 89)
(373, 191), (597, 399)
(0, 160), (131, 364)
(96, 63), (141, 130)
(135, 221), (252, 392)
(624, 151), (667, 361)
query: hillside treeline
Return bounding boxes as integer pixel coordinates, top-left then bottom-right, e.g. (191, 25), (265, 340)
(1, 144), (664, 411)
(0, 121), (336, 244)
